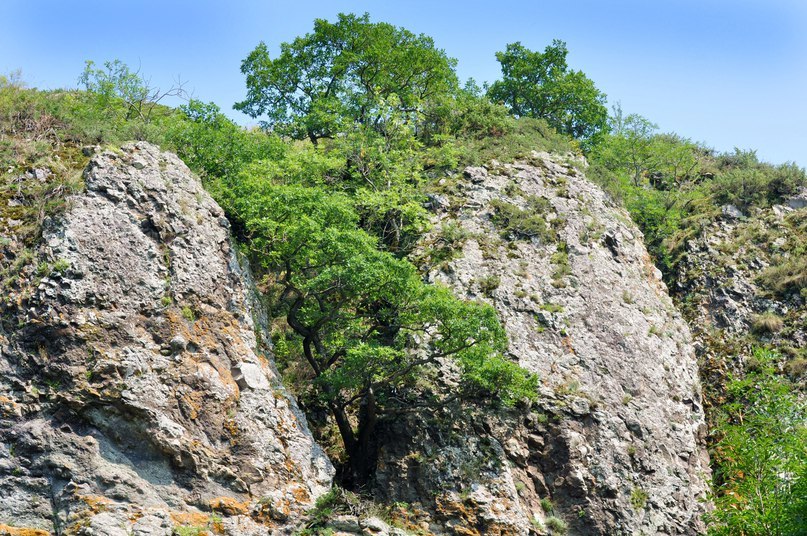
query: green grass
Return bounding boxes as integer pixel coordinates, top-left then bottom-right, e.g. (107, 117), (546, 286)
(455, 116), (575, 167)
(545, 515), (568, 533)
(630, 487), (648, 510)
(180, 306), (196, 322)
(751, 312), (784, 334)
(540, 302), (564, 313)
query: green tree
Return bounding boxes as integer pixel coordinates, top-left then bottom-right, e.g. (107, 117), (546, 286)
(593, 107), (660, 185)
(487, 40), (608, 145)
(235, 12), (458, 144)
(592, 105), (703, 187)
(215, 174), (537, 486)
(79, 59), (185, 123)
(706, 348), (807, 535)
(167, 99), (284, 182)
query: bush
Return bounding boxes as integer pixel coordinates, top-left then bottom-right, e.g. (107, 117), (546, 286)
(477, 274), (501, 297)
(757, 256), (807, 297)
(489, 198), (556, 242)
(706, 348), (807, 535)
(545, 515), (568, 533)
(630, 487), (648, 510)
(751, 312), (784, 334)
(455, 116), (575, 167)
(421, 81), (513, 141)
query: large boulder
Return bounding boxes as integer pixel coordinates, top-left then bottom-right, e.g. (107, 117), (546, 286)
(374, 153), (711, 535)
(0, 143), (333, 534)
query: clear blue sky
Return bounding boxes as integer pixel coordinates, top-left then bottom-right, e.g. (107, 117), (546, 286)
(2, 0), (805, 166)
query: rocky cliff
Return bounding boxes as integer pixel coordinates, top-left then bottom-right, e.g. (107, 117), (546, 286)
(373, 153), (711, 535)
(0, 143), (333, 535)
(0, 143), (713, 536)
(673, 194), (806, 408)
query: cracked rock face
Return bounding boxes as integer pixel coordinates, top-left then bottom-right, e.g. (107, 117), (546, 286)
(0, 142), (333, 534)
(673, 197), (806, 408)
(374, 153), (710, 535)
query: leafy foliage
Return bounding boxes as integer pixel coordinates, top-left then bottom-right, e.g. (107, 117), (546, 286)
(587, 107), (807, 275)
(489, 196), (556, 242)
(706, 348), (807, 535)
(169, 99), (284, 182)
(488, 40), (608, 146)
(5, 17), (804, 527)
(235, 12), (458, 144)
(79, 59), (186, 124)
(215, 171), (537, 483)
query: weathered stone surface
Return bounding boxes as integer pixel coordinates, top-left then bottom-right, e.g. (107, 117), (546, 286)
(720, 204), (744, 220)
(0, 142), (333, 533)
(674, 197), (806, 396)
(786, 186), (807, 209)
(375, 152), (710, 534)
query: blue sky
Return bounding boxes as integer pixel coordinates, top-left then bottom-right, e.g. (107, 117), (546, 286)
(2, 0), (805, 166)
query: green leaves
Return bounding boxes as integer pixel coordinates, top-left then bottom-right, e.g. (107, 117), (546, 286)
(488, 40), (607, 146)
(235, 13), (458, 144)
(169, 99), (285, 182)
(79, 59), (149, 114)
(218, 170), (537, 422)
(706, 348), (807, 536)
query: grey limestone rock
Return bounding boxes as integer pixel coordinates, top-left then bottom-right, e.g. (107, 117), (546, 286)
(374, 152), (711, 535)
(0, 142), (333, 534)
(786, 186), (807, 209)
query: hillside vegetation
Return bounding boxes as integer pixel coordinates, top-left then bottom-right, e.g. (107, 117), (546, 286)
(2, 12), (805, 534)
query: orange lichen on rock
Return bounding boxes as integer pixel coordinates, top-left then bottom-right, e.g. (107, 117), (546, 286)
(0, 525), (50, 536)
(434, 494), (480, 536)
(78, 495), (112, 513)
(0, 395), (20, 416)
(561, 335), (575, 354)
(253, 497), (289, 523)
(209, 496), (250, 516)
(179, 391), (201, 420)
(169, 512), (210, 526)
(290, 484), (311, 504)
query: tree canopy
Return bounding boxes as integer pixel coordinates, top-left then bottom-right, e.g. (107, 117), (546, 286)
(214, 171), (537, 484)
(488, 40), (608, 145)
(234, 12), (458, 144)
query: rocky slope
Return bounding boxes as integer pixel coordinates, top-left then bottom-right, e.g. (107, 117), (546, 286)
(0, 143), (714, 536)
(673, 194), (806, 408)
(373, 154), (711, 535)
(0, 143), (333, 535)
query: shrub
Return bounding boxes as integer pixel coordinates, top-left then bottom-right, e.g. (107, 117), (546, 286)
(180, 306), (196, 322)
(550, 242), (571, 284)
(757, 256), (807, 297)
(545, 515), (568, 533)
(784, 357), (807, 378)
(477, 275), (501, 297)
(751, 312), (784, 334)
(455, 116), (575, 167)
(630, 487), (648, 510)
(540, 302), (564, 313)
(706, 348), (807, 535)
(429, 221), (470, 265)
(489, 198), (555, 242)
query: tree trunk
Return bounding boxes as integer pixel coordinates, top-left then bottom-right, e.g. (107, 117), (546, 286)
(349, 388), (378, 487)
(329, 389), (379, 490)
(329, 402), (356, 455)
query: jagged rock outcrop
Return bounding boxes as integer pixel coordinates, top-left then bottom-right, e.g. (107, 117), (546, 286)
(374, 153), (711, 535)
(673, 197), (806, 397)
(0, 143), (333, 534)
